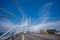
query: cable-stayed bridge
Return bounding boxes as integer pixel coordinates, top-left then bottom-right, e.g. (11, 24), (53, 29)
(0, 0), (60, 40)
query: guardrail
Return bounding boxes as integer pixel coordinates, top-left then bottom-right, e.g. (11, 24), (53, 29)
(0, 33), (22, 40)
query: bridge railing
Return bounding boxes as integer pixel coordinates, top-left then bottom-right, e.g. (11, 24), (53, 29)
(1, 33), (22, 40)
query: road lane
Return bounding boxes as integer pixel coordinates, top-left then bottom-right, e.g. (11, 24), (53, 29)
(25, 33), (52, 40)
(31, 33), (60, 40)
(23, 33), (33, 40)
(1, 33), (60, 40)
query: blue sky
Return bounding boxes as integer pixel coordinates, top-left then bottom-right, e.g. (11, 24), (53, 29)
(0, 0), (60, 35)
(0, 0), (60, 24)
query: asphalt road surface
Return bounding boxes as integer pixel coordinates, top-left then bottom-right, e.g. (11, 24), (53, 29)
(22, 33), (60, 40)
(1, 33), (60, 40)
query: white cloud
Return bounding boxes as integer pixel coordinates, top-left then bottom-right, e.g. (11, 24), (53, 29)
(38, 2), (54, 23)
(0, 19), (15, 33)
(0, 19), (17, 37)
(40, 2), (53, 14)
(0, 18), (60, 37)
(30, 20), (60, 32)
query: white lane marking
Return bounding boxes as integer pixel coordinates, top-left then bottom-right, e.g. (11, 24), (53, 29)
(22, 34), (24, 40)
